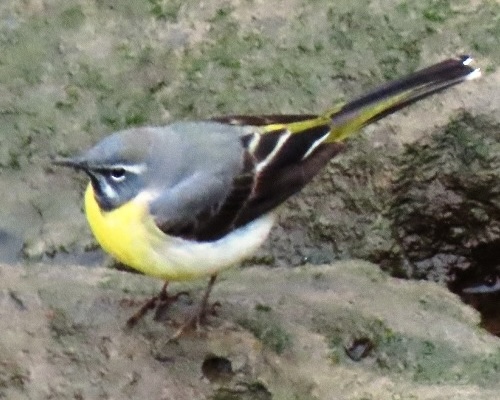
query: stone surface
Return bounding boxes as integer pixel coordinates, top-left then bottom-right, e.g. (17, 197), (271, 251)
(1, 261), (499, 399)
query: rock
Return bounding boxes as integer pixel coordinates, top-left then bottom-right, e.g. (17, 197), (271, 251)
(0, 261), (498, 399)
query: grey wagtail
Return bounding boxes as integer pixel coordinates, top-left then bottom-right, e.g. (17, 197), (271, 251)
(54, 55), (480, 333)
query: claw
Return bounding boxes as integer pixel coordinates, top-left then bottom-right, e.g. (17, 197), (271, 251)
(126, 282), (190, 328)
(169, 274), (218, 340)
(125, 274), (219, 339)
(153, 290), (190, 321)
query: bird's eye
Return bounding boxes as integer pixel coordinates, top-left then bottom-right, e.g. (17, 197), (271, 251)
(110, 168), (126, 182)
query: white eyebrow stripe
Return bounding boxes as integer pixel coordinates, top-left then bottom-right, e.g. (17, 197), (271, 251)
(116, 163), (147, 174)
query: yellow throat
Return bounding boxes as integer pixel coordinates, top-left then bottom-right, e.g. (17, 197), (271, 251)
(84, 183), (160, 275)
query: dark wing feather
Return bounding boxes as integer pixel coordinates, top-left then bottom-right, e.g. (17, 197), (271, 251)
(192, 151), (255, 241)
(262, 124), (332, 169)
(232, 128), (345, 228)
(158, 123), (344, 242)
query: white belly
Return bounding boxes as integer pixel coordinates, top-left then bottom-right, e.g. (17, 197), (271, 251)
(146, 213), (276, 281)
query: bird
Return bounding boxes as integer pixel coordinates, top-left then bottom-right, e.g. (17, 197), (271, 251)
(54, 55), (480, 335)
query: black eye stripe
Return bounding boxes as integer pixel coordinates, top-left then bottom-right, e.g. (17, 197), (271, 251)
(94, 168), (126, 178)
(110, 168), (126, 179)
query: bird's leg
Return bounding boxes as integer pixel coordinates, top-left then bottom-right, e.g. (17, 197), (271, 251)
(126, 281), (189, 328)
(197, 274), (219, 323)
(171, 274), (219, 339)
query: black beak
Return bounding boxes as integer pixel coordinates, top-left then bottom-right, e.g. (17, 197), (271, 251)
(52, 156), (89, 171)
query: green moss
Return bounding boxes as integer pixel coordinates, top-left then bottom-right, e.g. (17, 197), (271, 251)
(148, 0), (182, 22)
(255, 303), (272, 312)
(377, 333), (500, 385)
(238, 314), (292, 355)
(94, 0), (151, 18)
(422, 0), (454, 22)
(48, 308), (78, 339)
(0, 362), (28, 390)
(60, 6), (86, 29)
(73, 63), (111, 92)
(55, 86), (81, 111)
(212, 382), (272, 400)
(315, 306), (500, 385)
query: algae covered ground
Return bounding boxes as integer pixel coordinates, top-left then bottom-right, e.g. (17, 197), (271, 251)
(1, 0), (500, 398)
(1, 0), (499, 266)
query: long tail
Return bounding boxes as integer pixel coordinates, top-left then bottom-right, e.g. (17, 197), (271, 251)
(322, 55), (480, 142)
(208, 55), (480, 229)
(211, 55), (479, 140)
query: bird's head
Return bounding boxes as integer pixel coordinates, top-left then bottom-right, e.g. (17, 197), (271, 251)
(53, 129), (154, 211)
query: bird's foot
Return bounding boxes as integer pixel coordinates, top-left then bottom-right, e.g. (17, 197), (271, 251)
(169, 275), (220, 339)
(170, 300), (221, 340)
(125, 282), (189, 328)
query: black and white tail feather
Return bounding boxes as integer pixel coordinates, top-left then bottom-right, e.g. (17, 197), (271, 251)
(163, 55), (480, 241)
